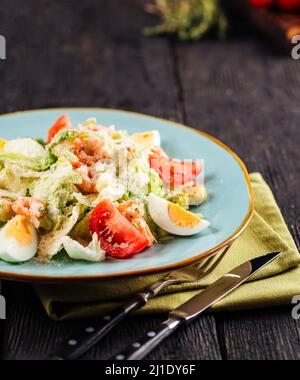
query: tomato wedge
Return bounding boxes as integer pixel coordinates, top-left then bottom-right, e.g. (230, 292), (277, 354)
(149, 153), (204, 187)
(89, 200), (150, 258)
(46, 114), (72, 144)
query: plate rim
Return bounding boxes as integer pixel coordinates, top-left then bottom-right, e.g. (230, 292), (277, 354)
(0, 108), (254, 283)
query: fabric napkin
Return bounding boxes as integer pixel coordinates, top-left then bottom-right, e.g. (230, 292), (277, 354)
(34, 173), (300, 321)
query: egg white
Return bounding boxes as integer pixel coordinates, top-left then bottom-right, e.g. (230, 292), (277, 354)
(148, 193), (210, 236)
(0, 216), (38, 263)
(149, 130), (161, 147)
(132, 130), (161, 149)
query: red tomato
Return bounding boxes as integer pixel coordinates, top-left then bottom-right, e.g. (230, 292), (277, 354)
(276, 0), (300, 10)
(46, 114), (72, 144)
(249, 0), (274, 6)
(149, 154), (204, 187)
(89, 200), (150, 258)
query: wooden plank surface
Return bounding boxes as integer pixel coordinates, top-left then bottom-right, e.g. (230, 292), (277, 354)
(0, 0), (299, 360)
(216, 308), (300, 360)
(175, 37), (300, 360)
(175, 38), (300, 248)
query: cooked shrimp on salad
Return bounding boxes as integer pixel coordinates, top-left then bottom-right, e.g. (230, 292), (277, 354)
(0, 114), (209, 263)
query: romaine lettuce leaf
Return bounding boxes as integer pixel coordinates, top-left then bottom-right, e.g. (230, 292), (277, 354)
(0, 166), (35, 195)
(0, 189), (19, 200)
(70, 213), (91, 241)
(4, 138), (47, 158)
(47, 130), (78, 149)
(30, 159), (82, 223)
(47, 130), (79, 163)
(148, 168), (164, 197)
(73, 193), (97, 208)
(0, 138), (54, 171)
(63, 233), (106, 262)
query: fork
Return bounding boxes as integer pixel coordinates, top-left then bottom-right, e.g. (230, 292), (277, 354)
(50, 246), (230, 360)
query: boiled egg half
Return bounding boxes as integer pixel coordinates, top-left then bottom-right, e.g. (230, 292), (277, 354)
(148, 193), (210, 236)
(132, 131), (161, 150)
(0, 216), (38, 263)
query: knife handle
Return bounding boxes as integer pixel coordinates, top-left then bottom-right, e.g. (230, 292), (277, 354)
(49, 294), (149, 360)
(48, 276), (178, 360)
(112, 318), (181, 361)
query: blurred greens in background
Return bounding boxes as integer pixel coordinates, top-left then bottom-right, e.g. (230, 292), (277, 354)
(144, 0), (227, 40)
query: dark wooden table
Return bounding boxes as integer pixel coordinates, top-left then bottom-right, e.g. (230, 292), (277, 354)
(0, 0), (299, 360)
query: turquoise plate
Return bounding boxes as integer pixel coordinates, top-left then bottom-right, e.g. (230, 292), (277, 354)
(0, 109), (253, 283)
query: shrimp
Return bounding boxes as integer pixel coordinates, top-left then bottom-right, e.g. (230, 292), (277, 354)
(75, 164), (99, 194)
(12, 197), (45, 228)
(117, 199), (156, 245)
(117, 199), (145, 220)
(73, 135), (108, 166)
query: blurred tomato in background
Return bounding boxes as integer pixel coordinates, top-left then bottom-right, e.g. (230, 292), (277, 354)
(249, 0), (274, 7)
(249, 0), (300, 10)
(277, 0), (300, 10)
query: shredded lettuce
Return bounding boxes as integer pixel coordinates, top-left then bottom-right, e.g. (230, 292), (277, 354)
(0, 198), (14, 223)
(73, 193), (97, 208)
(142, 202), (171, 242)
(183, 183), (208, 205)
(111, 129), (129, 140)
(96, 170), (126, 202)
(70, 213), (91, 241)
(169, 192), (190, 209)
(0, 152), (53, 171)
(0, 189), (19, 200)
(0, 165), (36, 196)
(48, 130), (77, 150)
(148, 169), (164, 197)
(126, 158), (150, 195)
(51, 143), (78, 162)
(47, 130), (78, 162)
(30, 159), (82, 223)
(36, 204), (82, 262)
(147, 218), (172, 242)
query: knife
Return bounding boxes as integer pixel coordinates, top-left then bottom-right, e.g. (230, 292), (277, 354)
(112, 252), (281, 360)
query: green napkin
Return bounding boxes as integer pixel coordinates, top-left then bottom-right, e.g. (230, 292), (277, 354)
(35, 173), (300, 321)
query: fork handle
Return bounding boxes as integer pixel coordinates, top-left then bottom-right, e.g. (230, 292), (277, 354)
(48, 293), (151, 360)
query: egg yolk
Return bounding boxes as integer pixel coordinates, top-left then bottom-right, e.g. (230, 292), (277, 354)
(168, 203), (201, 228)
(0, 139), (6, 151)
(4, 217), (32, 245)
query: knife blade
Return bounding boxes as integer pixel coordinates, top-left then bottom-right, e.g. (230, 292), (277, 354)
(112, 252), (281, 360)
